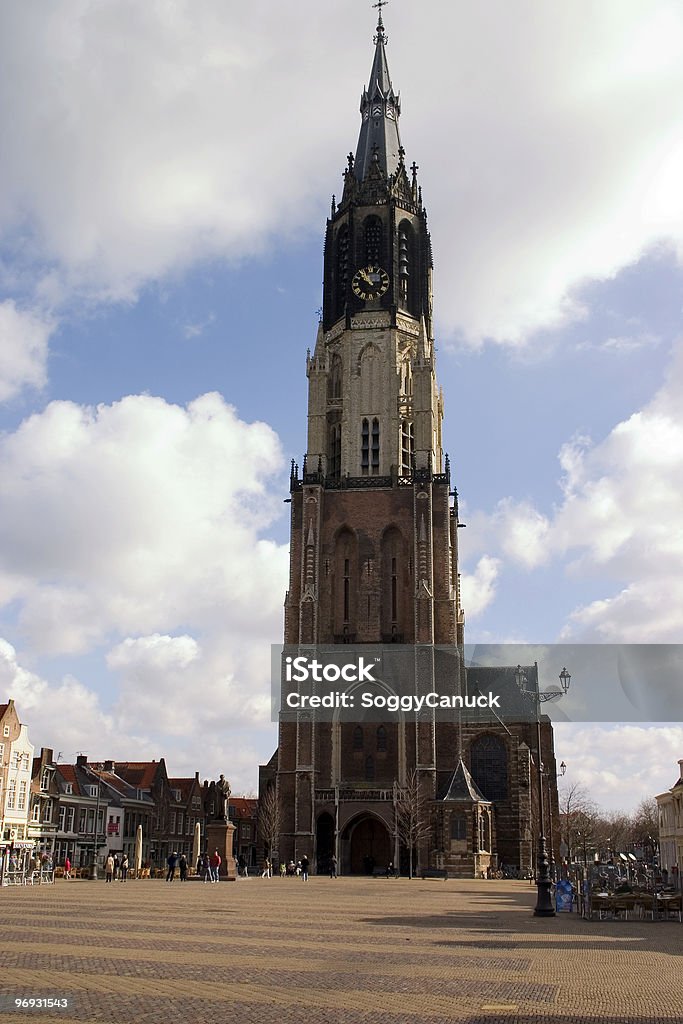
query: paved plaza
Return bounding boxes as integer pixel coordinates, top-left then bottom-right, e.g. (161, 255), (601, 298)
(1, 876), (682, 1024)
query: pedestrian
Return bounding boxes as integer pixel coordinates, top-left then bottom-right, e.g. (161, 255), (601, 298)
(203, 854), (213, 884)
(113, 853), (120, 881)
(179, 853), (188, 882)
(64, 856), (71, 881)
(280, 861), (286, 878)
(120, 854), (129, 882)
(166, 851), (178, 882)
(210, 849), (221, 882)
(301, 854), (309, 881)
(238, 853), (248, 878)
(329, 854), (337, 879)
(261, 857), (271, 878)
(105, 853), (114, 883)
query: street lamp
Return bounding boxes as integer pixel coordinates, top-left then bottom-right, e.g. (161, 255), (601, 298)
(515, 664), (571, 918)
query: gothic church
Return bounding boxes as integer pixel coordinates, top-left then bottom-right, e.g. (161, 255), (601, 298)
(261, 12), (559, 877)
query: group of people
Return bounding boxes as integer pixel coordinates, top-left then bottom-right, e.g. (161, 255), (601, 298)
(104, 852), (129, 882)
(196, 850), (222, 882)
(165, 851), (190, 881)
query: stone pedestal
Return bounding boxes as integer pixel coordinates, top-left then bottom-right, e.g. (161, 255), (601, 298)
(206, 820), (237, 880)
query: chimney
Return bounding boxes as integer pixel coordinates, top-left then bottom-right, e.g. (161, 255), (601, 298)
(76, 755), (87, 767)
(103, 760), (114, 772)
(678, 759), (683, 781)
(195, 771), (200, 782)
(42, 747), (54, 764)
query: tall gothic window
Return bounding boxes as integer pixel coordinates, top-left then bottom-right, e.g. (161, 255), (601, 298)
(469, 735), (508, 802)
(353, 726), (363, 751)
(328, 416), (341, 481)
(336, 226), (349, 316)
(371, 417), (380, 474)
(361, 418), (369, 475)
(376, 726), (387, 752)
(365, 755), (375, 782)
(364, 216), (383, 265)
(328, 354), (342, 400)
(398, 220), (415, 312)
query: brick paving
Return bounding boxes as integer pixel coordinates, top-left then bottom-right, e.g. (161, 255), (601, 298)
(0, 877), (682, 1023)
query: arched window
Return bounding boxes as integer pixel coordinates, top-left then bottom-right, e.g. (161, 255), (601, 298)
(336, 226), (349, 316)
(469, 735), (508, 802)
(328, 416), (341, 481)
(364, 216), (383, 266)
(398, 220), (415, 312)
(361, 418), (369, 475)
(328, 354), (342, 400)
(450, 813), (467, 841)
(479, 810), (491, 852)
(376, 726), (387, 752)
(353, 726), (363, 751)
(371, 418), (380, 474)
(365, 755), (375, 782)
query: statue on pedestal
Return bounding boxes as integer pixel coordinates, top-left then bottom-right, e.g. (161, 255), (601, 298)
(206, 774), (231, 821)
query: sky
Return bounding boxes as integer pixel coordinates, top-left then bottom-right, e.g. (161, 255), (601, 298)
(1, 0), (682, 812)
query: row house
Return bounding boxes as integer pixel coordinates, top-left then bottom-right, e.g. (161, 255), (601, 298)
(87, 761), (155, 866)
(168, 774), (204, 862)
(0, 700), (35, 851)
(230, 797), (259, 869)
(28, 747), (59, 852)
(114, 760), (173, 867)
(53, 759), (110, 869)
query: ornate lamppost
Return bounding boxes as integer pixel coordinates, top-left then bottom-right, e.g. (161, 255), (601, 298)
(515, 665), (571, 917)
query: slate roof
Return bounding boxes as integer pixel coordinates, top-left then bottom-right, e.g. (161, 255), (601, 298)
(442, 758), (490, 804)
(354, 13), (402, 183)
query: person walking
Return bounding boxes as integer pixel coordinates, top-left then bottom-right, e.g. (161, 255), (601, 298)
(105, 853), (114, 883)
(113, 853), (119, 881)
(261, 857), (271, 878)
(166, 851), (178, 883)
(210, 849), (221, 883)
(280, 860), (286, 878)
(179, 853), (188, 882)
(301, 854), (309, 881)
(64, 856), (71, 881)
(329, 854), (337, 879)
(202, 854), (213, 884)
(120, 854), (129, 882)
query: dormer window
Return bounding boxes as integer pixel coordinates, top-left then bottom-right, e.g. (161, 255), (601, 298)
(64, 782), (73, 795)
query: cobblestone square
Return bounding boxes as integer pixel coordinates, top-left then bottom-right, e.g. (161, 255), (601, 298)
(1, 877), (682, 1023)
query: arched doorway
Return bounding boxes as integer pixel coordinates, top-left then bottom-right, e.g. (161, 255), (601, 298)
(343, 815), (391, 875)
(316, 812), (335, 874)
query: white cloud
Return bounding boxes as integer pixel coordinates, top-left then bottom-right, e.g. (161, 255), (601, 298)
(460, 555), (500, 619)
(0, 1), (682, 343)
(555, 723), (683, 812)
(0, 391), (289, 654)
(0, 300), (53, 402)
(463, 338), (683, 641)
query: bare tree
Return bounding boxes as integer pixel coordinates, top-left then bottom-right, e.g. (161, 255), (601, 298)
(257, 785), (281, 861)
(629, 797), (659, 862)
(395, 770), (432, 879)
(559, 782), (599, 864)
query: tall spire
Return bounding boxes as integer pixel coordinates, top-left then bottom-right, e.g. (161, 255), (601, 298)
(354, 6), (402, 183)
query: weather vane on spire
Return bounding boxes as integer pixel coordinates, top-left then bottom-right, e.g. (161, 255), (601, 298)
(373, 0), (388, 42)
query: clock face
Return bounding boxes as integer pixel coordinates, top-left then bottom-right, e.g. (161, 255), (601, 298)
(352, 265), (390, 301)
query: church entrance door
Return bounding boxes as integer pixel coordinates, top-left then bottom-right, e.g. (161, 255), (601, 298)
(345, 815), (391, 875)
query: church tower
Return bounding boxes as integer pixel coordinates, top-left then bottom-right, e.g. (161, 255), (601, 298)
(266, 12), (559, 878)
(273, 11), (465, 874)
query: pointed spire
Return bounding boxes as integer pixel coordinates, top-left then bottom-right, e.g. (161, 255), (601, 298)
(442, 758), (489, 803)
(354, 5), (402, 183)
